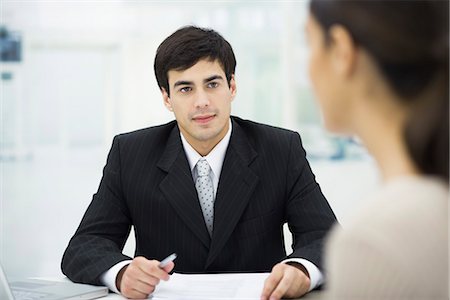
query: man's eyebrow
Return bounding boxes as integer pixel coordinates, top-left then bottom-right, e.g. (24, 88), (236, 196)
(173, 80), (193, 88)
(204, 75), (224, 83)
(173, 75), (224, 88)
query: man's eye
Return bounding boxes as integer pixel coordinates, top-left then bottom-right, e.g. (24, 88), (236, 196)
(180, 87), (192, 93)
(207, 82), (219, 88)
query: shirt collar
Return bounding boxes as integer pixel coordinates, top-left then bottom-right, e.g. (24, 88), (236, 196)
(180, 119), (232, 179)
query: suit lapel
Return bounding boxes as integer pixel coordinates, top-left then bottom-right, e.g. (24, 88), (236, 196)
(157, 125), (211, 249)
(206, 119), (259, 268)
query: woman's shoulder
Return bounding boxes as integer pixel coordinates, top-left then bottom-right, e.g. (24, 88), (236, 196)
(329, 175), (448, 251)
(326, 175), (448, 296)
(347, 175), (448, 231)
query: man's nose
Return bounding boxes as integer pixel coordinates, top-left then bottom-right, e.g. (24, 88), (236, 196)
(194, 88), (210, 108)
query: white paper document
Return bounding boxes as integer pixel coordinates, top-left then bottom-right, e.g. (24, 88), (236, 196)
(150, 272), (270, 299)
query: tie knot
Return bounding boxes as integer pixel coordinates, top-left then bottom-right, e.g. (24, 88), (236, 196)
(196, 158), (210, 177)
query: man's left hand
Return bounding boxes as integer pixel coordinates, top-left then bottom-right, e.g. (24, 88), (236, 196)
(260, 262), (311, 300)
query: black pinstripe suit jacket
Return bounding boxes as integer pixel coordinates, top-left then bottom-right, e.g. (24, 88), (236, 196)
(61, 116), (337, 285)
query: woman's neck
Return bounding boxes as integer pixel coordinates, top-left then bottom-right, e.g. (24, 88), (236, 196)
(352, 94), (420, 182)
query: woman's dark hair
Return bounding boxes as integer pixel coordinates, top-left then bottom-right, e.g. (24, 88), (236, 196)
(154, 25), (236, 96)
(310, 0), (449, 180)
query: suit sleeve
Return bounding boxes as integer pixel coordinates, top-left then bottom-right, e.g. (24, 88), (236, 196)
(285, 132), (338, 272)
(61, 136), (132, 285)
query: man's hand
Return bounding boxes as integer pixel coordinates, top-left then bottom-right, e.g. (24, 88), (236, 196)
(116, 256), (175, 299)
(260, 262), (311, 300)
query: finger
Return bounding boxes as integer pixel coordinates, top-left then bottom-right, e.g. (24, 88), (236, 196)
(122, 289), (148, 299)
(126, 262), (159, 286)
(132, 279), (156, 296)
(260, 269), (283, 299)
(161, 261), (175, 278)
(140, 260), (171, 281)
(121, 266), (158, 294)
(138, 274), (160, 288)
(120, 278), (150, 300)
(268, 271), (292, 300)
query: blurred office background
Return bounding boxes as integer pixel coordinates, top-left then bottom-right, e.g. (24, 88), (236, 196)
(1, 1), (379, 278)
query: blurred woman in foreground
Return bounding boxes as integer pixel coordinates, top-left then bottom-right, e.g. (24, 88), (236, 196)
(306, 0), (449, 298)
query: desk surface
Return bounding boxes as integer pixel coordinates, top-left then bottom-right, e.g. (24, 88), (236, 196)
(102, 290), (327, 299)
(40, 276), (327, 300)
(302, 290), (327, 299)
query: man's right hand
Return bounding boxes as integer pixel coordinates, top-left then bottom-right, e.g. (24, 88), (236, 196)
(116, 256), (175, 299)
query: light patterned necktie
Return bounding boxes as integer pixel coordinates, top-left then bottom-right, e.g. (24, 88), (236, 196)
(195, 158), (214, 236)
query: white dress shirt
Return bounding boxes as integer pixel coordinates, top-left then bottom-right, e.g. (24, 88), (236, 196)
(101, 119), (322, 293)
(180, 119), (232, 197)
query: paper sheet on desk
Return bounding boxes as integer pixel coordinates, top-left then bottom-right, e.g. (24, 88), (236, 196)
(150, 272), (270, 299)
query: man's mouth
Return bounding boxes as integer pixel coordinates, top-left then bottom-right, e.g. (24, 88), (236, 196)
(193, 114), (215, 124)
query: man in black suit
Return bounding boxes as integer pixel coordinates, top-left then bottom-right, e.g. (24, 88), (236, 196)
(61, 26), (337, 300)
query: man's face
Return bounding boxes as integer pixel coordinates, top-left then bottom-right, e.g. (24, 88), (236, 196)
(162, 59), (236, 155)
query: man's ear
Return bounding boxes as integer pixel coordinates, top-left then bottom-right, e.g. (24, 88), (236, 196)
(328, 25), (357, 77)
(229, 74), (237, 101)
(161, 88), (173, 111)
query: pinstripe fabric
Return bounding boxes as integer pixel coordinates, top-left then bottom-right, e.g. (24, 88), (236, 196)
(61, 116), (337, 286)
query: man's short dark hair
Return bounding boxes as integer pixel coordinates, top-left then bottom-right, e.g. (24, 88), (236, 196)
(154, 26), (236, 96)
